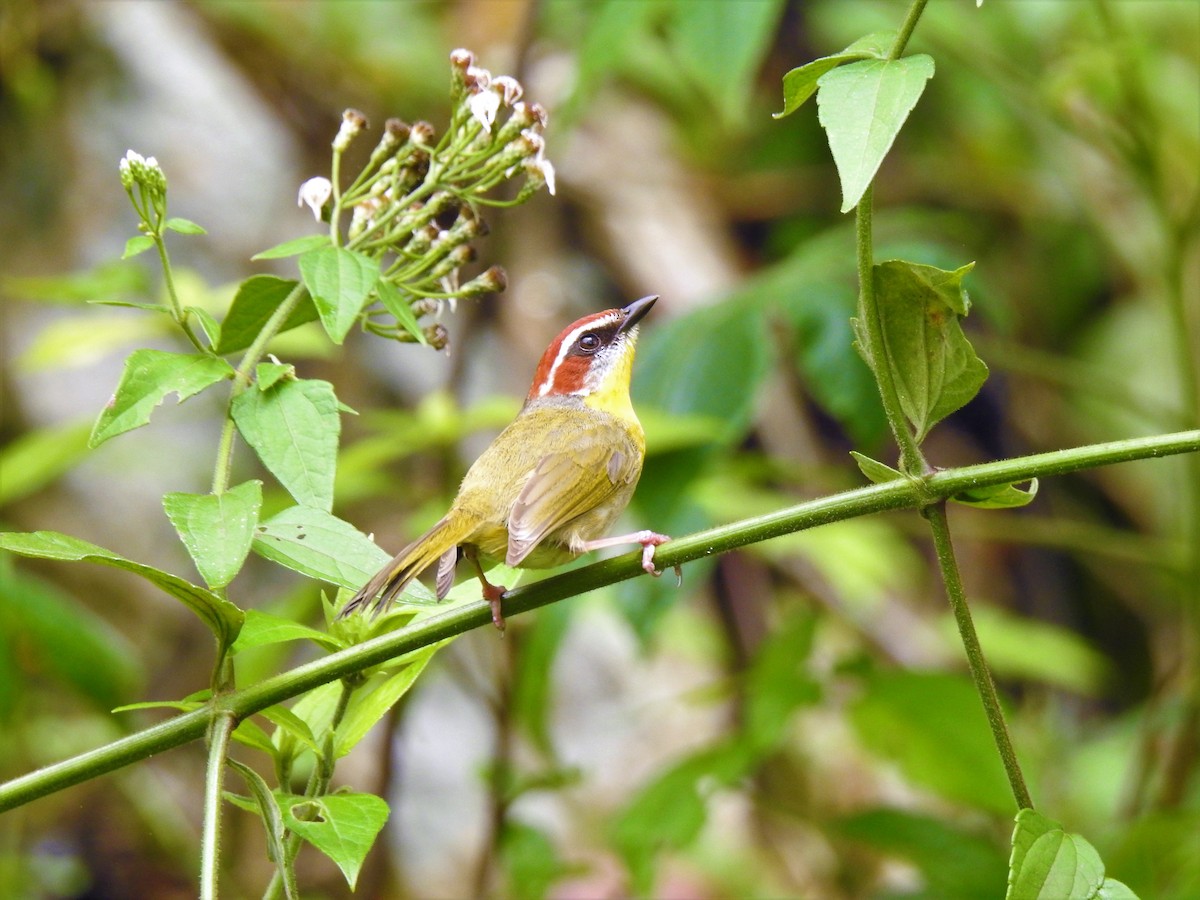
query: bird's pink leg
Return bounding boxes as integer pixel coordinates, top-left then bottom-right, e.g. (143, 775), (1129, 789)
(578, 531), (682, 586)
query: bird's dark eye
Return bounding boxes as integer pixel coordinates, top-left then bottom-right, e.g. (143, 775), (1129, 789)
(578, 333), (601, 353)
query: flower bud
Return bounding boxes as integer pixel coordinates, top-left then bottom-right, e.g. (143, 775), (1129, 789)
(450, 48), (475, 71)
(410, 120), (436, 147)
(333, 108), (368, 152)
(460, 265), (507, 297)
(424, 323), (450, 351)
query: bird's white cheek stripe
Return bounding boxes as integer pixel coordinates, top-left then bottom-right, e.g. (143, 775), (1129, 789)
(537, 314), (622, 397)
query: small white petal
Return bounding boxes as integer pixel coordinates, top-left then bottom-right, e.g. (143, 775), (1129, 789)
(297, 176), (333, 220)
(492, 76), (523, 106)
(468, 90), (500, 131)
(540, 159), (556, 196)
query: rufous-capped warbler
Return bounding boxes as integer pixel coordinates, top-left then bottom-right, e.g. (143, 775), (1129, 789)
(340, 294), (676, 629)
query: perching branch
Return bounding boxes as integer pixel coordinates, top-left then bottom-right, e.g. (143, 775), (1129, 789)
(1, 429), (1197, 813)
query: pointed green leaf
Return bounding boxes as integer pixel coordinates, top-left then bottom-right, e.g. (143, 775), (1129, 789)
(90, 350), (234, 447)
(162, 480), (262, 589)
(375, 281), (428, 344)
(333, 647), (439, 757)
(298, 246), (380, 344)
(871, 260), (988, 441)
(850, 450), (904, 484)
(282, 793), (390, 890)
(3, 565), (143, 710)
(256, 362), (295, 391)
(816, 54), (935, 211)
(215, 275), (318, 356)
(953, 479), (1039, 509)
(232, 608), (342, 653)
(251, 505), (438, 602)
(260, 704), (321, 756)
(231, 718), (277, 755)
(122, 235), (155, 259)
(228, 759), (296, 897)
(187, 306), (222, 347)
(231, 378), (340, 511)
(775, 31), (895, 118)
(0, 530), (243, 645)
(165, 217), (207, 235)
(252, 234), (332, 260)
(850, 670), (1013, 814)
(1006, 809), (1130, 900)
(673, 0), (785, 123)
(0, 419), (92, 505)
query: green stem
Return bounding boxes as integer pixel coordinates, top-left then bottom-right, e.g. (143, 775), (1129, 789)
(923, 503), (1033, 809)
(2, 429), (1196, 812)
(200, 711), (237, 900)
(210, 283), (309, 495)
(855, 186), (927, 475)
(263, 680), (356, 900)
(153, 235), (207, 353)
(851, 0), (931, 476)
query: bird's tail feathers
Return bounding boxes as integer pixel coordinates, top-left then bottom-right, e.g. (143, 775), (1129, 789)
(338, 515), (472, 619)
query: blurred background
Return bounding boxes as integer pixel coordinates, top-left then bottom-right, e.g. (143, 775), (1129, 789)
(2, 1), (1198, 897)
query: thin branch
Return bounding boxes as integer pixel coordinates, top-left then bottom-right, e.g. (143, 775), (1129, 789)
(1, 430), (1197, 813)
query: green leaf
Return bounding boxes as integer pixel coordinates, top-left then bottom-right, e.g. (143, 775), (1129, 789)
(869, 260), (988, 441)
(816, 54), (936, 211)
(187, 306), (222, 347)
(228, 760), (297, 897)
(671, 0), (785, 123)
(849, 669), (1014, 814)
(850, 450), (904, 484)
(375, 281), (428, 344)
(611, 743), (751, 894)
(953, 479), (1039, 509)
(231, 718), (278, 755)
(260, 705), (321, 756)
(1, 564), (143, 710)
(165, 217), (207, 235)
(122, 235), (156, 259)
(940, 605), (1110, 696)
(1007, 810), (1135, 900)
(838, 807), (1008, 900)
(0, 419), (92, 505)
(298, 246), (380, 344)
(231, 378), (340, 511)
(256, 362), (294, 391)
(162, 481), (262, 590)
(232, 608), (342, 653)
(251, 505), (437, 600)
(281, 793), (389, 890)
(215, 275), (318, 356)
(89, 349), (234, 447)
(501, 821), (575, 900)
(5, 259), (151, 305)
(774, 31), (895, 118)
(743, 610), (820, 753)
(333, 647), (438, 757)
(252, 234), (332, 260)
(0, 530), (244, 646)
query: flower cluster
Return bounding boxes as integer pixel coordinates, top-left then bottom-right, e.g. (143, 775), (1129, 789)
(119, 150), (168, 229)
(297, 49), (554, 349)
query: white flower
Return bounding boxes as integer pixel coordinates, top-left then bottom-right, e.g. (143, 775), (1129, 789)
(468, 89), (501, 132)
(492, 76), (523, 106)
(539, 158), (557, 196)
(297, 176), (333, 220)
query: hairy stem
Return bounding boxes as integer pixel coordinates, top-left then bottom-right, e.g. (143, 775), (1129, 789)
(1, 430), (1196, 813)
(200, 711), (237, 900)
(923, 503), (1033, 809)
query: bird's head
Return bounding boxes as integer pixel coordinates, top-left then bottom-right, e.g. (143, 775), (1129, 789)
(526, 295), (657, 417)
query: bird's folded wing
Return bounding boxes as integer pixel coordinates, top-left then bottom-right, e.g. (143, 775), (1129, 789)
(506, 439), (638, 566)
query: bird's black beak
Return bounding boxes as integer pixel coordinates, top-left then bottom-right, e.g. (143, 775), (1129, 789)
(618, 295), (658, 334)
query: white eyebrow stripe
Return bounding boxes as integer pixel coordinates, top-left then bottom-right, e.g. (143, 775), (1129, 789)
(537, 312), (622, 397)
